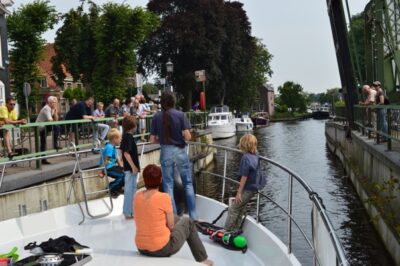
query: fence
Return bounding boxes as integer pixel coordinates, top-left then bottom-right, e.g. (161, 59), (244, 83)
(353, 105), (400, 150)
(0, 111), (208, 167)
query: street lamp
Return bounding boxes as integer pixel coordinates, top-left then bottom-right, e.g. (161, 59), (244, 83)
(166, 59), (173, 92)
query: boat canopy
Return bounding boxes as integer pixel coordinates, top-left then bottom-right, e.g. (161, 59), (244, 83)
(210, 105), (230, 113)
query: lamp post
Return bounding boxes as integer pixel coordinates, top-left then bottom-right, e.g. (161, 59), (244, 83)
(166, 59), (173, 92)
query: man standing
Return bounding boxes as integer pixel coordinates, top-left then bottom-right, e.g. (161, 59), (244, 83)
(359, 85), (376, 105)
(105, 98), (121, 118)
(0, 97), (27, 158)
(36, 96), (60, 164)
(372, 81), (389, 141)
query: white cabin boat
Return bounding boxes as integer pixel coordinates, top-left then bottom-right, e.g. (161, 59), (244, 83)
(235, 115), (254, 132)
(207, 105), (236, 139)
(0, 142), (349, 266)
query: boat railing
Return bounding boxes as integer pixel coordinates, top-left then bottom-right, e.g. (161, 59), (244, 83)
(187, 141), (349, 266)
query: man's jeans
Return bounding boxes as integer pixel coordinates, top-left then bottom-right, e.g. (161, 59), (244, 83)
(377, 108), (388, 139)
(160, 145), (197, 220)
(123, 171), (138, 217)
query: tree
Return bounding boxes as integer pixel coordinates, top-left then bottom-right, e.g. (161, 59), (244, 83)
(139, 0), (227, 110)
(277, 81), (307, 112)
(348, 12), (365, 84)
(52, 2), (158, 104)
(92, 3), (158, 104)
(318, 88), (340, 104)
(7, 0), (58, 109)
(138, 0), (271, 111)
(52, 1), (99, 92)
(243, 39), (273, 109)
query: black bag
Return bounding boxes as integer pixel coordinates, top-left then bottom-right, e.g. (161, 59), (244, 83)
(24, 236), (89, 253)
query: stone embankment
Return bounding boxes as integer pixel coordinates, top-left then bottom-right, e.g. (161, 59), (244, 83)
(325, 121), (400, 265)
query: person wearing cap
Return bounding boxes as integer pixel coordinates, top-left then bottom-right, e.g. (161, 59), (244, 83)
(372, 81), (389, 141)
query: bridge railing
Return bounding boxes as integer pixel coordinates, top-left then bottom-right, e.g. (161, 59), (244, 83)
(0, 111), (207, 167)
(188, 142), (349, 266)
(353, 105), (400, 150)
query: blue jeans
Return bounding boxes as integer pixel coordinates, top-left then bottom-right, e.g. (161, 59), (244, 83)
(377, 109), (388, 138)
(123, 171), (138, 217)
(160, 145), (197, 220)
(106, 166), (125, 191)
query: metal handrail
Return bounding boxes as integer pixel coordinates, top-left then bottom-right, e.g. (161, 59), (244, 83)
(188, 141), (349, 266)
(0, 140), (348, 265)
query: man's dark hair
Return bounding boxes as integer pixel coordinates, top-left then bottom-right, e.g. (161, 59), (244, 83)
(161, 92), (176, 144)
(125, 98), (132, 105)
(6, 97), (16, 104)
(84, 96), (94, 101)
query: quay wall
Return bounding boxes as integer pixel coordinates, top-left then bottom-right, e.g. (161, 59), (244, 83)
(325, 122), (400, 264)
(0, 131), (214, 221)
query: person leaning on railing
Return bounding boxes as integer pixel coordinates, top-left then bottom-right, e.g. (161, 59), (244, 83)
(358, 85), (376, 128)
(359, 84), (376, 106)
(65, 97), (95, 143)
(0, 97), (27, 158)
(92, 102), (110, 145)
(372, 81), (389, 141)
(36, 96), (61, 164)
(224, 134), (260, 232)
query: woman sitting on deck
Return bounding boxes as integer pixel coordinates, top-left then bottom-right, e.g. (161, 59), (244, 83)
(134, 164), (213, 266)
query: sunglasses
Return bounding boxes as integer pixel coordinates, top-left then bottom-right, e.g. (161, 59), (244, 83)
(8, 103), (16, 106)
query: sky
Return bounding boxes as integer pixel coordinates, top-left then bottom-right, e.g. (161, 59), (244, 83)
(11, 0), (369, 93)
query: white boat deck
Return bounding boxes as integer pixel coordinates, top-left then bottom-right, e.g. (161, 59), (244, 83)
(0, 195), (300, 266)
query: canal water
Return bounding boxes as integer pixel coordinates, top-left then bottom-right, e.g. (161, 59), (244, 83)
(196, 119), (394, 266)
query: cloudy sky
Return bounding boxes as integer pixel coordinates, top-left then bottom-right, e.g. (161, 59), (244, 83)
(12, 0), (369, 93)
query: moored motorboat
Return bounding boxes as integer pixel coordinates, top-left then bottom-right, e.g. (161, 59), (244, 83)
(235, 115), (254, 132)
(207, 105), (236, 139)
(251, 112), (269, 128)
(312, 105), (330, 119)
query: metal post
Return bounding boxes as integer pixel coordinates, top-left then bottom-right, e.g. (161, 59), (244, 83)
(287, 174), (293, 254)
(387, 108), (392, 150)
(256, 192), (261, 223)
(221, 150), (227, 203)
(203, 80), (206, 128)
(35, 127), (40, 169)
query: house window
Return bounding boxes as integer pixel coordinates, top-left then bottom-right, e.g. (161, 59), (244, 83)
(40, 77), (48, 88)
(76, 83), (83, 89)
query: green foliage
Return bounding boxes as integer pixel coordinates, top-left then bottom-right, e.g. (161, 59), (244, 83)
(306, 88), (340, 104)
(7, 0), (58, 108)
(277, 81), (307, 112)
(142, 83), (158, 95)
(92, 3), (158, 104)
(139, 0), (272, 111)
(275, 104), (288, 113)
(348, 12), (365, 84)
(53, 1), (158, 105)
(63, 87), (85, 100)
(363, 177), (400, 236)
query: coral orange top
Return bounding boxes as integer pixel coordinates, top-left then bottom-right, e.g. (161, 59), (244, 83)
(134, 191), (173, 251)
